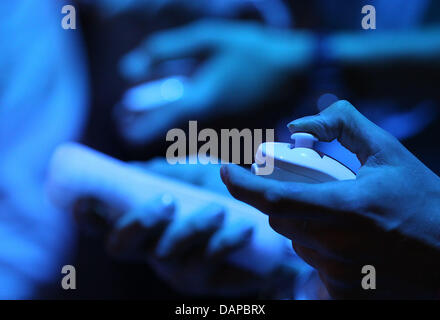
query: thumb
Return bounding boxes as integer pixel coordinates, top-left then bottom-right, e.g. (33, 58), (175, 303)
(288, 100), (397, 164)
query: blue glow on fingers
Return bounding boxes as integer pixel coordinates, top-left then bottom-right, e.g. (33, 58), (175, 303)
(160, 77), (185, 102)
(119, 52), (151, 81)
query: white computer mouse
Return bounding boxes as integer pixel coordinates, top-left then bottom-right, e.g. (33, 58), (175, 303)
(252, 133), (356, 183)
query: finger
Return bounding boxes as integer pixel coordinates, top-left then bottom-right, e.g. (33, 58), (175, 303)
(119, 20), (224, 81)
(146, 22), (215, 61)
(73, 197), (122, 236)
(291, 242), (360, 285)
(291, 241), (388, 300)
(207, 222), (254, 258)
(287, 100), (398, 164)
(116, 100), (189, 146)
(221, 164), (360, 221)
(107, 195), (175, 258)
(155, 203), (225, 259)
(269, 216), (373, 262)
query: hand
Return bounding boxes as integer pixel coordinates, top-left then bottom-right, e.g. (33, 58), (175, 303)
(221, 100), (440, 299)
(117, 19), (316, 145)
(74, 183), (296, 297)
(135, 157), (231, 195)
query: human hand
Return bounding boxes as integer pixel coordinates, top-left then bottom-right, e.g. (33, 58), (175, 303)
(221, 100), (440, 299)
(117, 20), (315, 145)
(135, 157), (230, 195)
(74, 189), (295, 297)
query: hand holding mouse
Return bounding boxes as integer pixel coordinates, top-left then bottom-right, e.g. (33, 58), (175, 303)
(221, 100), (440, 299)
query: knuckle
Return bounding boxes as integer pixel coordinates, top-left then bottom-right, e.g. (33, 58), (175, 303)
(312, 114), (332, 138)
(330, 100), (357, 126)
(332, 100), (355, 114)
(263, 186), (289, 211)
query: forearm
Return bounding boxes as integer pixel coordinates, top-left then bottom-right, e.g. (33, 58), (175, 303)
(325, 26), (440, 66)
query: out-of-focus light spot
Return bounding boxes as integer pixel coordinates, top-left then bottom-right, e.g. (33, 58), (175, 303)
(121, 76), (188, 112)
(160, 77), (185, 102)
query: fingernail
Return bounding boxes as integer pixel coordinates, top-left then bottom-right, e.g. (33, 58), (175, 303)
(287, 121), (297, 131)
(207, 226), (254, 257)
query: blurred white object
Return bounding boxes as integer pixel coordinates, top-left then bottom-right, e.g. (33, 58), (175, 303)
(252, 133), (356, 182)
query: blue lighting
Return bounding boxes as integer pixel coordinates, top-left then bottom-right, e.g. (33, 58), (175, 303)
(160, 77), (185, 102)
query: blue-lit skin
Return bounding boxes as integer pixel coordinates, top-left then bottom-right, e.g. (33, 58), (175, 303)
(0, 1), (88, 298)
(117, 20), (316, 145)
(117, 13), (440, 146)
(112, 1), (440, 299)
(3, 0), (439, 300)
(160, 77), (185, 102)
(0, 2), (307, 300)
(75, 160), (310, 297)
(222, 100), (440, 299)
(120, 76), (187, 112)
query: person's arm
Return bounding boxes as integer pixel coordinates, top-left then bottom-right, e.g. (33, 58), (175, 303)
(324, 26), (440, 66)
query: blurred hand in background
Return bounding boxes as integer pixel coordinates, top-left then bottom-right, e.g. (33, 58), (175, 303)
(73, 161), (303, 298)
(222, 100), (440, 299)
(116, 20), (315, 145)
